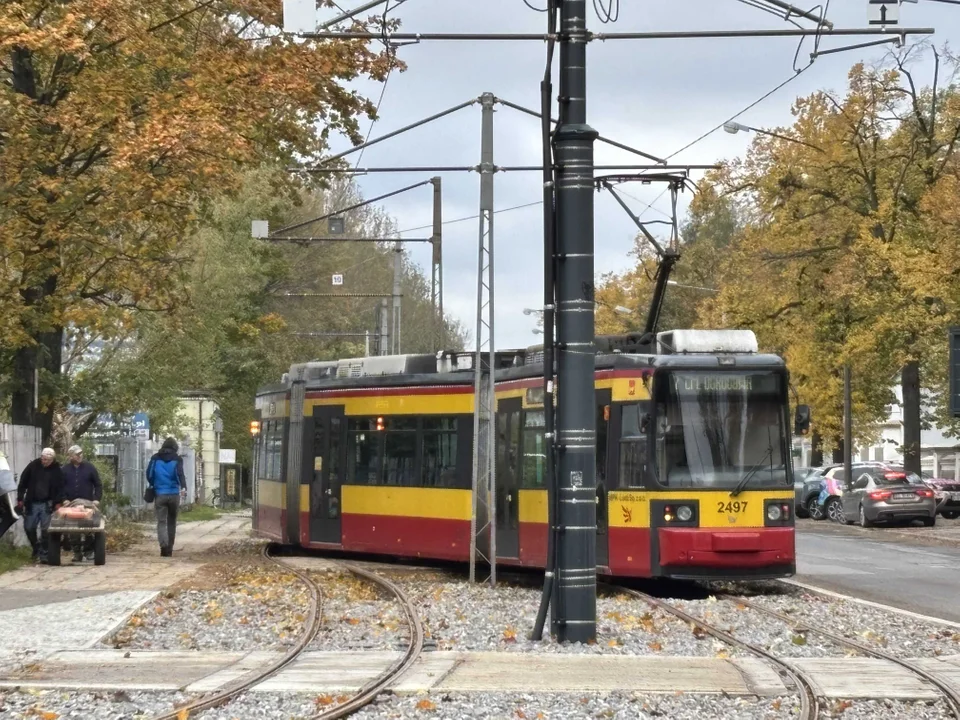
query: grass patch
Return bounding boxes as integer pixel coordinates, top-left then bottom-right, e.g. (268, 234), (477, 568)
(179, 505), (223, 523)
(0, 545), (33, 574)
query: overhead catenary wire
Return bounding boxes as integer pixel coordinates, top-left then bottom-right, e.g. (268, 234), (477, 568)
(356, 0), (397, 168)
(665, 64), (812, 160)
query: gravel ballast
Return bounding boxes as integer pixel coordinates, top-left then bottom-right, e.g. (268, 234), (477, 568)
(0, 690), (951, 720)
(102, 562), (311, 651)
(738, 590), (960, 658)
(308, 570), (410, 652)
(390, 574), (734, 656)
(0, 689), (187, 719)
(671, 596), (848, 658)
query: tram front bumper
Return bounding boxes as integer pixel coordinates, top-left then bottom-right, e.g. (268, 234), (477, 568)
(658, 526), (795, 575)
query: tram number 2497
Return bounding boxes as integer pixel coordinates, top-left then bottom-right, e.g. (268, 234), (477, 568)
(717, 500), (748, 514)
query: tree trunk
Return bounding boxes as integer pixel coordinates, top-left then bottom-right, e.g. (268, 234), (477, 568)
(901, 361), (922, 474)
(10, 325), (63, 446)
(831, 436), (844, 464)
(811, 429), (824, 467)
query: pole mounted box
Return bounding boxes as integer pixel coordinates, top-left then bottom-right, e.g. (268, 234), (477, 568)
(950, 327), (960, 417)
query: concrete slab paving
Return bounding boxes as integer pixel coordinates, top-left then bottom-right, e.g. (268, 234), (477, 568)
(14, 649), (956, 699)
(788, 657), (941, 701)
(435, 653), (753, 694)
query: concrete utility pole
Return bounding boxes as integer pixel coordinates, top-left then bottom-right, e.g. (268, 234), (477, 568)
(554, 0), (598, 643)
(470, 92), (497, 585)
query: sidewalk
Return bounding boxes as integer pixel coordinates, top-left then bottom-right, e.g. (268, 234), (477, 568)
(0, 513), (251, 670)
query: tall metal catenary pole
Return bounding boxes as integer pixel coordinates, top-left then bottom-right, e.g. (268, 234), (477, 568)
(391, 240), (402, 354)
(430, 177), (444, 350)
(554, 0), (597, 642)
(470, 92), (497, 585)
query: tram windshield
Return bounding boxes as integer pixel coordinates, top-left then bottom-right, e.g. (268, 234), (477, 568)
(655, 371), (788, 489)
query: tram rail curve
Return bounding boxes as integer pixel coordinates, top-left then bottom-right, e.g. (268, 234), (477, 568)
(611, 585), (820, 720)
(149, 547), (425, 720)
(732, 593), (960, 719)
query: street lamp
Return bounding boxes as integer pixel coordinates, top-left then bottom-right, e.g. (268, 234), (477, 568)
(667, 280), (719, 293)
(523, 308), (543, 316)
(723, 121), (825, 153)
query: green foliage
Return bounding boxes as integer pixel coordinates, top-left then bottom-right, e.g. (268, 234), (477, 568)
(179, 505), (224, 523)
(0, 546), (33, 575)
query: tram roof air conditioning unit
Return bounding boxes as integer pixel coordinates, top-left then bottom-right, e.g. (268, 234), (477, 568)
(437, 352), (474, 373)
(657, 329), (758, 355)
(336, 354), (438, 378)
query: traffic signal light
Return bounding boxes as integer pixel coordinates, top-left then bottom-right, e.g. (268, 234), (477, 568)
(794, 405), (811, 436)
(250, 420), (261, 436)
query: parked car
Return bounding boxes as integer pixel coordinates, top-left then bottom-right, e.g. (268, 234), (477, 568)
(813, 462), (889, 523)
(840, 465), (936, 527)
(915, 472), (960, 520)
(794, 467), (825, 519)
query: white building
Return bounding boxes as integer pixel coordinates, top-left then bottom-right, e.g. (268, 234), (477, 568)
(175, 392), (223, 503)
(794, 387), (960, 480)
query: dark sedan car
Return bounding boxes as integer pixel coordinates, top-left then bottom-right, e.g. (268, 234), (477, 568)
(794, 467), (824, 518)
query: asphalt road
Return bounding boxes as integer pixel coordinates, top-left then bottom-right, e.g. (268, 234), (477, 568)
(796, 525), (960, 623)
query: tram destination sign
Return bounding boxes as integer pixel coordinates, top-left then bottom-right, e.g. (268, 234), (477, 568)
(673, 372), (780, 394)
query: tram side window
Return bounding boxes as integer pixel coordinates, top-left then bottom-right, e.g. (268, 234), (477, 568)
(423, 418), (458, 487)
(619, 403), (648, 488)
(348, 418), (382, 485)
(270, 422), (284, 480)
(384, 417), (417, 486)
(521, 410), (546, 488)
(257, 422), (268, 479)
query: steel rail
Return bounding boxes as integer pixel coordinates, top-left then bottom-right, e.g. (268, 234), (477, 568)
(613, 585), (819, 720)
(150, 545), (325, 720)
(312, 563), (425, 719)
(735, 594), (960, 719)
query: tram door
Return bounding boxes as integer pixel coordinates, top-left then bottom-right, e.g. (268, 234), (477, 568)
(496, 398), (522, 558)
(310, 405), (346, 544)
(596, 388), (612, 568)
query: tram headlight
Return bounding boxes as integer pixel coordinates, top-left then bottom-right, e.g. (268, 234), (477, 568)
(766, 504), (783, 521)
(676, 505), (693, 522)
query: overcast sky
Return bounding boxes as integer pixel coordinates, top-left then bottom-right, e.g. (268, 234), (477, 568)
(315, 0), (960, 351)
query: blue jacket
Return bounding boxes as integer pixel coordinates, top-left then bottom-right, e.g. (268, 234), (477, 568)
(63, 461), (102, 501)
(147, 449), (186, 496)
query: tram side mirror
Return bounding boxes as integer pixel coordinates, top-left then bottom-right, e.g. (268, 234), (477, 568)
(794, 405), (811, 436)
(640, 413), (651, 434)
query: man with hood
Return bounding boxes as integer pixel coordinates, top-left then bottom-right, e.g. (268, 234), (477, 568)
(146, 437), (187, 557)
(16, 448), (64, 563)
(62, 445), (102, 562)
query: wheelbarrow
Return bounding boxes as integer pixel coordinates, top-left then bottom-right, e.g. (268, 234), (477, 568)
(48, 499), (106, 566)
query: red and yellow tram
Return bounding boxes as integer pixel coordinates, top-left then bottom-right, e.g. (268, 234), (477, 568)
(252, 329), (797, 580)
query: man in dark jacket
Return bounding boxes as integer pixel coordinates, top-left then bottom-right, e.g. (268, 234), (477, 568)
(63, 445), (102, 562)
(16, 448), (64, 563)
(146, 437), (187, 557)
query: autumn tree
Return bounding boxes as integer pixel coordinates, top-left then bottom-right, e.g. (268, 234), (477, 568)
(709, 48), (960, 466)
(53, 169), (466, 463)
(1, 0), (397, 441)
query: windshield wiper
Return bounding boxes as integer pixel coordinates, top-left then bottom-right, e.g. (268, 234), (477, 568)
(730, 446), (774, 497)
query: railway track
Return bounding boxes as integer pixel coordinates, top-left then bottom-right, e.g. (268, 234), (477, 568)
(150, 546), (424, 720)
(732, 593), (960, 720)
(613, 585), (822, 720)
(617, 582), (960, 720)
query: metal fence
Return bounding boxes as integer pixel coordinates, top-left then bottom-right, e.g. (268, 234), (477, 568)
(0, 424), (42, 547)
